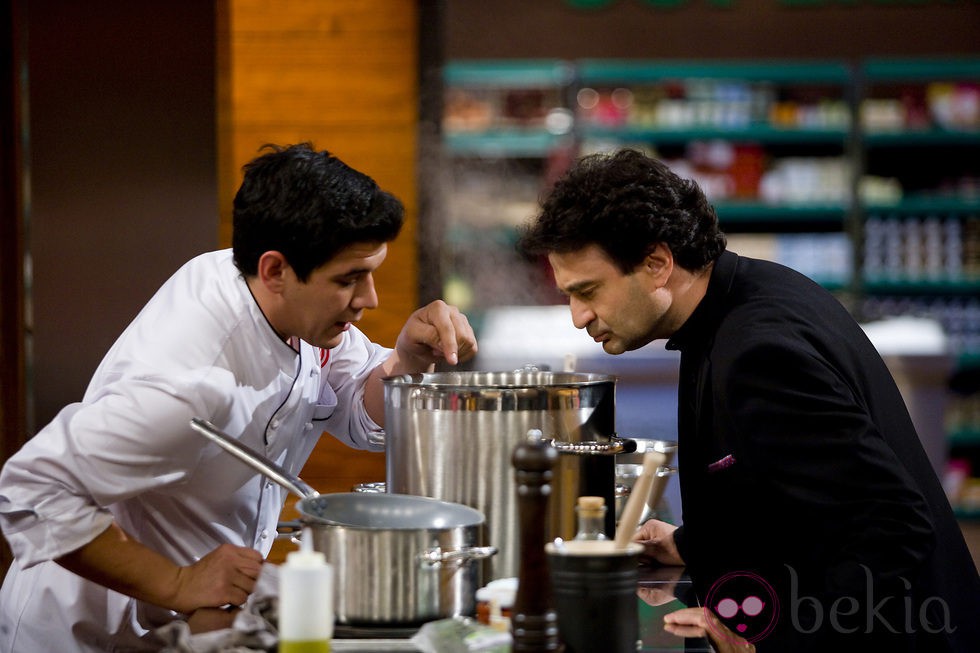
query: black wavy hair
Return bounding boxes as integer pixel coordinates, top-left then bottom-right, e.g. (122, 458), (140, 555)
(232, 143), (404, 281)
(518, 148), (726, 274)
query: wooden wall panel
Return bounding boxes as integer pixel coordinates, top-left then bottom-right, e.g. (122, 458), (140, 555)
(216, 1), (419, 557)
(217, 0), (419, 347)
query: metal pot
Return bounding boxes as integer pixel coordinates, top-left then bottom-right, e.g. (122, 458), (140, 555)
(382, 369), (633, 581)
(189, 418), (496, 625)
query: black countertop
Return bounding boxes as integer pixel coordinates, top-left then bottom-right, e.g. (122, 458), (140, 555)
(637, 564), (712, 652)
(330, 565), (712, 652)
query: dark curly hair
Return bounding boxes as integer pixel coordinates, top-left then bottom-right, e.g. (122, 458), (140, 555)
(232, 143), (404, 281)
(518, 149), (726, 273)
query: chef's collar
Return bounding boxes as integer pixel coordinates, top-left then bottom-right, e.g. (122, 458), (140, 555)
(239, 273), (302, 370)
(665, 249), (738, 352)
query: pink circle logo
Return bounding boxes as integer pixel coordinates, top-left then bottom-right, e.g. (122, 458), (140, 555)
(703, 571), (780, 644)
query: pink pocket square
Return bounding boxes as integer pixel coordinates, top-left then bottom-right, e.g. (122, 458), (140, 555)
(707, 454), (736, 473)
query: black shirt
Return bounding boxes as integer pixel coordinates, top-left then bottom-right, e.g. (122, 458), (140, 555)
(666, 250), (980, 651)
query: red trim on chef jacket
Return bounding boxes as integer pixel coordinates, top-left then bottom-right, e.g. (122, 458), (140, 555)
(319, 348), (330, 367)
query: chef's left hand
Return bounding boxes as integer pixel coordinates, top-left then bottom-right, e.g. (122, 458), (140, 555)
(395, 300), (477, 369)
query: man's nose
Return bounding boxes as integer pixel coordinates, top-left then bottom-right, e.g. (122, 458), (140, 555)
(354, 274), (379, 309)
(568, 298), (593, 330)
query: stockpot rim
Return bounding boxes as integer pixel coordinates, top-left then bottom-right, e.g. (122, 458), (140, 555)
(382, 370), (617, 390)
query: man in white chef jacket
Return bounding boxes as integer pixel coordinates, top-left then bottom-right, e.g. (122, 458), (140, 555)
(0, 143), (478, 652)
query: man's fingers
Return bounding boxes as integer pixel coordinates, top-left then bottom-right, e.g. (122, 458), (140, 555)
(449, 309), (475, 356)
(663, 622), (706, 638)
(423, 301), (476, 365)
(237, 555), (263, 577)
(429, 304), (461, 364)
(664, 608), (755, 652)
(232, 573), (257, 596)
(395, 300), (477, 370)
(664, 607), (709, 627)
(664, 608), (710, 639)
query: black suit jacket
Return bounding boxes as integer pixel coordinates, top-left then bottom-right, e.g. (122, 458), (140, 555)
(666, 251), (980, 651)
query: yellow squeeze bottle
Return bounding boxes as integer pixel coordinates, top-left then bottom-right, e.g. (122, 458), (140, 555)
(279, 527), (334, 653)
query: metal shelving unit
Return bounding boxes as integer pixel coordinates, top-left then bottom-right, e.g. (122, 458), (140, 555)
(857, 57), (980, 519)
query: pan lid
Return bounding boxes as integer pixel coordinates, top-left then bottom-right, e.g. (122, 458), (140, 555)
(299, 492), (486, 529)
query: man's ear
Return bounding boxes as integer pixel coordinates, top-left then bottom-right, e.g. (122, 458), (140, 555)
(256, 251), (290, 293)
(643, 242), (674, 287)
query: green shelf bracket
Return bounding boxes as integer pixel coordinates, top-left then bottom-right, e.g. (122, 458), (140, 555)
(864, 198), (980, 215)
(715, 202), (848, 222)
(581, 125), (849, 144)
(952, 506), (980, 522)
(443, 60), (574, 87)
(443, 131), (572, 157)
(862, 279), (980, 295)
(863, 58), (980, 83)
(949, 429), (980, 448)
(577, 59), (852, 84)
(864, 129), (980, 147)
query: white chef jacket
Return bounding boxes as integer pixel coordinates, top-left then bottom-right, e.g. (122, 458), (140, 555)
(0, 249), (391, 652)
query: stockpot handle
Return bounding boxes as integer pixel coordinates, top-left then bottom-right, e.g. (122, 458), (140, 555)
(278, 520), (303, 541)
(549, 436), (637, 456)
(419, 545), (498, 566)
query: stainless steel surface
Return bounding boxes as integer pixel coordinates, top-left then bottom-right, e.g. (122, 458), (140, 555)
(190, 418), (318, 499)
(419, 545), (498, 565)
(352, 481), (387, 493)
(383, 370), (619, 581)
(549, 437), (632, 454)
(190, 418), (491, 625)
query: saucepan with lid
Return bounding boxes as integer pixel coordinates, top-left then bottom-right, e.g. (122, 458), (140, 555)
(189, 418), (496, 625)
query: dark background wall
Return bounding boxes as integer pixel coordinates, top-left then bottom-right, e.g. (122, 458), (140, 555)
(26, 0), (217, 428)
(445, 0), (980, 60)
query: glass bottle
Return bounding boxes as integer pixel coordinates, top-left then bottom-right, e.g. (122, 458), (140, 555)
(573, 495), (608, 541)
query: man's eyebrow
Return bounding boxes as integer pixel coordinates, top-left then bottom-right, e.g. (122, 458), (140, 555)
(332, 267), (371, 279)
(560, 280), (595, 296)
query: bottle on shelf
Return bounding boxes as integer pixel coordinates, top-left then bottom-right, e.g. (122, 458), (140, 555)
(573, 495), (608, 541)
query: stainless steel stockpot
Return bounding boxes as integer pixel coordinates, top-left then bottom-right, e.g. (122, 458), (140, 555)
(383, 370), (632, 581)
(287, 492), (493, 625)
(190, 419), (495, 625)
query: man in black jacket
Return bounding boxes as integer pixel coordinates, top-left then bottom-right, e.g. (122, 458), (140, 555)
(517, 148), (980, 652)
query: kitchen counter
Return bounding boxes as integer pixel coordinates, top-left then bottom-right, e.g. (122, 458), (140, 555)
(329, 565), (711, 652)
(333, 641), (420, 652)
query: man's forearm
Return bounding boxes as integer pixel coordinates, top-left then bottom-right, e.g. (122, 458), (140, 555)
(364, 351), (434, 426)
(56, 521), (185, 612)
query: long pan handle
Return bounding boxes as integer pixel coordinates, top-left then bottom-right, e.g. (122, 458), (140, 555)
(189, 418), (319, 500)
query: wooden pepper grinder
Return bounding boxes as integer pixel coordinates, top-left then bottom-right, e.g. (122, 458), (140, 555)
(511, 429), (561, 652)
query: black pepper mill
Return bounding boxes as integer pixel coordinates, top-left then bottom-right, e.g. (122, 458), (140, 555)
(511, 430), (562, 652)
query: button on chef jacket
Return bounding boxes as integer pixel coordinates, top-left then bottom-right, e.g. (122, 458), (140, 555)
(0, 250), (391, 652)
